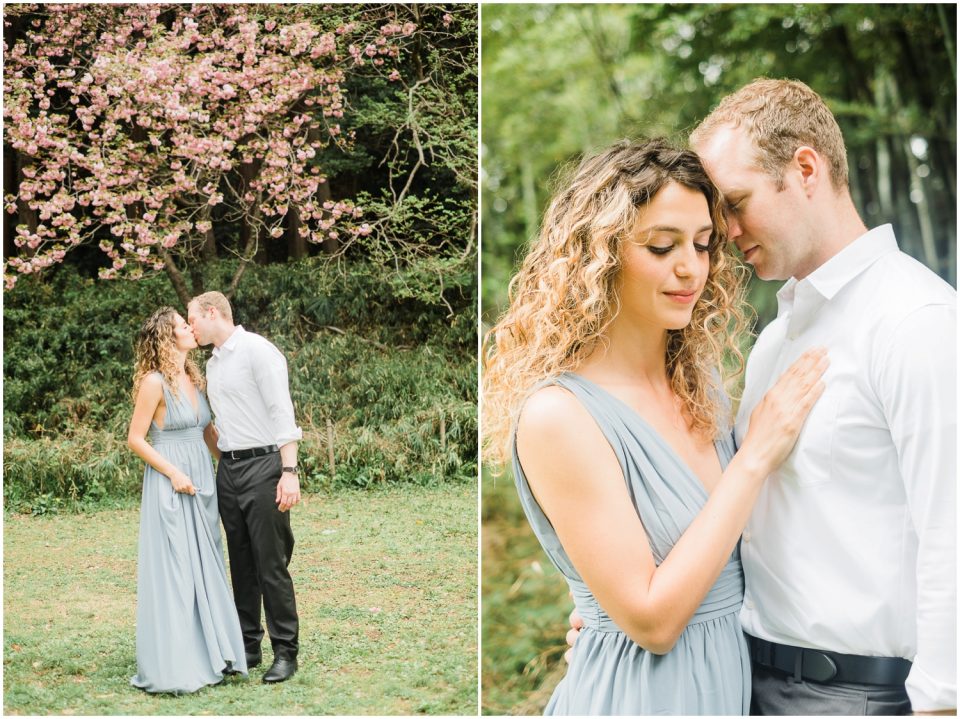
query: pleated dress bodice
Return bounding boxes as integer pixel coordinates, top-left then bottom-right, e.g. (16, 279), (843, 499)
(149, 377), (209, 443)
(512, 372), (750, 716)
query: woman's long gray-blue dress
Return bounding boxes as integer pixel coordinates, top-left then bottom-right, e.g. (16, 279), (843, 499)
(131, 375), (247, 694)
(513, 373), (750, 715)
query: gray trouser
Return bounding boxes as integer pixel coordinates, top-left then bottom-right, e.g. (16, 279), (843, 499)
(751, 665), (912, 715)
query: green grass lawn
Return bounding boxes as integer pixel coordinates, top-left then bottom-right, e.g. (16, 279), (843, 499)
(481, 474), (569, 715)
(4, 484), (477, 715)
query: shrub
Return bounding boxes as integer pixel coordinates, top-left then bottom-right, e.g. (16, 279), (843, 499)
(4, 260), (476, 509)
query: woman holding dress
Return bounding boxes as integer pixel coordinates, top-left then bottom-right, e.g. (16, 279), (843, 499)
(482, 139), (828, 715)
(127, 307), (247, 693)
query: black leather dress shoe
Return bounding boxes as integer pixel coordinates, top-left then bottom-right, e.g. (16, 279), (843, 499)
(262, 656), (297, 683)
(246, 652), (262, 670)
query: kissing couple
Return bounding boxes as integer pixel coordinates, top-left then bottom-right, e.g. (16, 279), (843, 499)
(127, 291), (302, 692)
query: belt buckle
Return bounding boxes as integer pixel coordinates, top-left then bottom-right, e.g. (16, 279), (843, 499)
(801, 650), (838, 683)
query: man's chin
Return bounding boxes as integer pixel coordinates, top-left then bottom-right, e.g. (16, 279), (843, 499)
(754, 266), (792, 282)
(751, 263), (777, 281)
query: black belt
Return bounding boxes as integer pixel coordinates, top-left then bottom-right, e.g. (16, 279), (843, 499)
(748, 635), (911, 686)
(222, 444), (279, 461)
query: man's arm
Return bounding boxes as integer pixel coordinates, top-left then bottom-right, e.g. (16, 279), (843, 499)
(876, 302), (957, 714)
(203, 422), (221, 460)
(249, 339), (304, 512)
(249, 340), (303, 448)
(277, 441), (300, 512)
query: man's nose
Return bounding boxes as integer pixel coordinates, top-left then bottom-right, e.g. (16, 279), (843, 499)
(726, 213), (743, 239)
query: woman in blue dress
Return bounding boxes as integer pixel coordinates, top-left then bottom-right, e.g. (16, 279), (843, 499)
(482, 139), (828, 714)
(127, 307), (247, 693)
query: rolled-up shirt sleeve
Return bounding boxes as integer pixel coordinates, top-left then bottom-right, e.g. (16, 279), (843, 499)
(250, 338), (303, 448)
(877, 302), (957, 711)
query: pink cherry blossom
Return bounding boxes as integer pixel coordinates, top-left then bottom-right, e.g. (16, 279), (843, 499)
(4, 4), (417, 290)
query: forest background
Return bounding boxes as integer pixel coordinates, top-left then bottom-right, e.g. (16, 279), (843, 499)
(480, 4), (956, 715)
(4, 3), (478, 510)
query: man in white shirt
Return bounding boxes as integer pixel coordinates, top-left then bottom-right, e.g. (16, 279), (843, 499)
(688, 78), (956, 714)
(187, 291), (303, 684)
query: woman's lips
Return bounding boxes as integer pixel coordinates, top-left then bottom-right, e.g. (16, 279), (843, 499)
(742, 245), (759, 262)
(664, 290), (698, 304)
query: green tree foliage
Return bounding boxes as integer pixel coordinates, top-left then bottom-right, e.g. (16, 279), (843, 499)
(482, 3), (956, 329)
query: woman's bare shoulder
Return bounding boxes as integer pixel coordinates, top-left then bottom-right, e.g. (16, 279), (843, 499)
(135, 372), (165, 401)
(517, 384), (612, 482)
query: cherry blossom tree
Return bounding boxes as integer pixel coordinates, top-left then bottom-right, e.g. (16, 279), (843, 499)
(3, 3), (414, 303)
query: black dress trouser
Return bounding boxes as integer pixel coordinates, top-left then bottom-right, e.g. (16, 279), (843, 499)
(751, 664), (912, 715)
(217, 451), (299, 660)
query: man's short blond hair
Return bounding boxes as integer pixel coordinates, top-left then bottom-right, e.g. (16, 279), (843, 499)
(190, 291), (233, 323)
(691, 78), (848, 191)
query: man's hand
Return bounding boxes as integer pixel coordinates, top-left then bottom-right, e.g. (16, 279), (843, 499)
(913, 710), (957, 716)
(276, 472), (301, 512)
(564, 607), (583, 664)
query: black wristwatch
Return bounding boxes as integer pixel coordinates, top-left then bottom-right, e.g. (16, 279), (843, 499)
(281, 466), (299, 475)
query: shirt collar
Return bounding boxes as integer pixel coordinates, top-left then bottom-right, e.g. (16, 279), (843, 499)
(212, 325), (245, 359)
(776, 224), (899, 315)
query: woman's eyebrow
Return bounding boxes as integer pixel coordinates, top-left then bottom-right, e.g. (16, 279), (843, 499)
(639, 224), (714, 235)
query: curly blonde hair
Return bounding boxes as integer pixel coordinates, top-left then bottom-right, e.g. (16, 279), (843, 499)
(482, 139), (751, 468)
(132, 307), (205, 401)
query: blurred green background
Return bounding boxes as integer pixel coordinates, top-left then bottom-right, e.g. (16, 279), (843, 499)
(480, 3), (956, 714)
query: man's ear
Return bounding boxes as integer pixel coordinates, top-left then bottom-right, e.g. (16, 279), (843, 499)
(793, 145), (821, 196)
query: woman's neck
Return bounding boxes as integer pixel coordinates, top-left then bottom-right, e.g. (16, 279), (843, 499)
(579, 313), (670, 390)
(174, 351), (188, 375)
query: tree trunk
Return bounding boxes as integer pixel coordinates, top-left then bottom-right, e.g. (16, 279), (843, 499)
(316, 180), (339, 255)
(201, 204), (218, 261)
(226, 191), (261, 300)
(303, 124), (339, 256)
(4, 145), (19, 261)
(189, 263), (205, 297)
(238, 160), (262, 265)
(15, 150), (39, 255)
(874, 68), (894, 219)
(885, 72), (940, 274)
(936, 4), (957, 84)
(901, 136), (940, 275)
(287, 203), (307, 260)
(162, 251), (193, 308)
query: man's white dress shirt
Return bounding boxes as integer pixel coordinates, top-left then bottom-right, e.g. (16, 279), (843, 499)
(734, 225), (956, 711)
(206, 326), (303, 452)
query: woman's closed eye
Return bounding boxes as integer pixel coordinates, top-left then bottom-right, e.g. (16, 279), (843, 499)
(647, 241), (711, 256)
